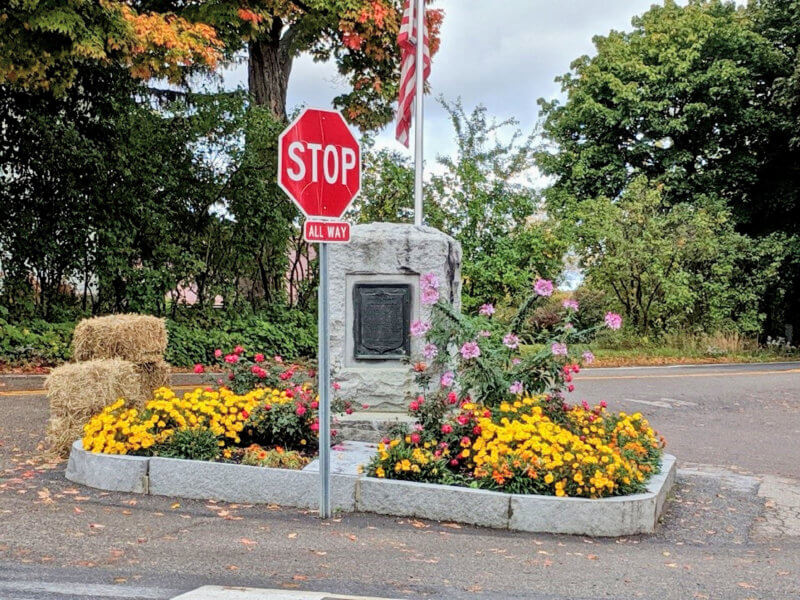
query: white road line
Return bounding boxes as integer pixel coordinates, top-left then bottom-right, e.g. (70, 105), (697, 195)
(172, 587), (405, 600)
(0, 580), (178, 599)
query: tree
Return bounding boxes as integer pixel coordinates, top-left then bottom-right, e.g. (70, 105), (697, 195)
(429, 98), (565, 311)
(1, 1), (444, 131)
(574, 177), (771, 335)
(350, 143), (415, 224)
(539, 0), (800, 337)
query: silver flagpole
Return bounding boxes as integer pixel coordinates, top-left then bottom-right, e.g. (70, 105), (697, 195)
(413, 0), (424, 227)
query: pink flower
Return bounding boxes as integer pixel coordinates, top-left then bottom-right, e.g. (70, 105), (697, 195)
(409, 400), (420, 411)
(422, 343), (438, 360)
(562, 298), (579, 311)
(362, 403), (370, 409)
(421, 286), (439, 305)
(233, 345), (245, 355)
(551, 342), (568, 356)
(457, 414), (469, 426)
(440, 371), (455, 387)
(447, 391), (458, 404)
(410, 433), (421, 444)
(604, 312), (623, 330)
(410, 320), (431, 337)
(193, 364), (205, 374)
(511, 358), (521, 365)
(479, 330), (491, 337)
(274, 355), (283, 363)
(479, 303), (495, 316)
(333, 381), (341, 390)
(567, 384), (575, 392)
(310, 400), (319, 409)
(254, 353), (265, 363)
(600, 400), (607, 408)
(582, 350), (595, 365)
(310, 422), (320, 432)
(460, 341), (481, 360)
(503, 333), (520, 350)
(214, 349), (223, 358)
(224, 354), (239, 364)
(509, 381), (523, 395)
(420, 272), (440, 290)
(534, 278), (554, 297)
(441, 423), (453, 434)
(296, 405), (307, 416)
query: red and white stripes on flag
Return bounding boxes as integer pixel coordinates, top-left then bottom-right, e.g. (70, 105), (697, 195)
(395, 0), (431, 147)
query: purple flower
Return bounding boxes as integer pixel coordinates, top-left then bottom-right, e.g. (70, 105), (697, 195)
(604, 312), (623, 330)
(509, 381), (523, 395)
(421, 286), (439, 305)
(422, 343), (438, 360)
(460, 341), (481, 360)
(440, 371), (455, 387)
(421, 272), (440, 291)
(534, 278), (554, 297)
(511, 357), (521, 365)
(410, 320), (431, 337)
(551, 342), (568, 356)
(562, 298), (579, 311)
(478, 303), (495, 316)
(582, 350), (595, 365)
(564, 323), (574, 331)
(503, 333), (520, 350)
(479, 330), (492, 338)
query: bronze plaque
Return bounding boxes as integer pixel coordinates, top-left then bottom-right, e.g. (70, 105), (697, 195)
(353, 284), (411, 360)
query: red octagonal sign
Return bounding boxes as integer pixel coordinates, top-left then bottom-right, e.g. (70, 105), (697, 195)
(278, 108), (361, 220)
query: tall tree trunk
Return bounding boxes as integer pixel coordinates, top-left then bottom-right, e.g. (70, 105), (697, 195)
(248, 36), (293, 119)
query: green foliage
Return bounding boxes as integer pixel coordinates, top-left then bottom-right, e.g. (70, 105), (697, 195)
(155, 427), (221, 461)
(240, 445), (309, 469)
(165, 310), (316, 367)
(351, 143), (415, 224)
(539, 0), (800, 337)
(429, 98), (565, 311)
(0, 316), (73, 365)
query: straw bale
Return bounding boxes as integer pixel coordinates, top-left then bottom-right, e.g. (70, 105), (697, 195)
(135, 360), (171, 399)
(45, 359), (146, 457)
(72, 314), (167, 363)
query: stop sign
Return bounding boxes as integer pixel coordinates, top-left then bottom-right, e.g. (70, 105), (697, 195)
(278, 108), (361, 220)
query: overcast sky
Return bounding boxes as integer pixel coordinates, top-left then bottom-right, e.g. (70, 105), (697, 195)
(219, 0), (659, 164)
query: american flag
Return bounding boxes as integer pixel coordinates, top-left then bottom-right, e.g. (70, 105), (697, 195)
(395, 0), (431, 147)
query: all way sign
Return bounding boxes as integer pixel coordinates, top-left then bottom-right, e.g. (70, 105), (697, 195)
(304, 220), (351, 243)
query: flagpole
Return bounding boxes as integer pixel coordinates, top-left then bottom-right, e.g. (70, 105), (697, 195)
(413, 0), (424, 227)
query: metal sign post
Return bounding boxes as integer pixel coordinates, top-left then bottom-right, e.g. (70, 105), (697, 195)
(317, 241), (331, 519)
(277, 108), (360, 520)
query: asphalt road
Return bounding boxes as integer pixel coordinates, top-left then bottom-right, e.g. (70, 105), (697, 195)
(1, 362), (799, 600)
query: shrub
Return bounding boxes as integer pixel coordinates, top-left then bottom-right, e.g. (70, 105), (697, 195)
(0, 318), (73, 365)
(155, 427), (221, 461)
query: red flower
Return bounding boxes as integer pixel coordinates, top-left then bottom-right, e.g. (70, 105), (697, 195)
(457, 414), (469, 426)
(450, 459), (459, 466)
(193, 364), (205, 374)
(409, 400), (419, 411)
(410, 433), (421, 444)
(264, 404), (272, 411)
(254, 353), (265, 363)
(472, 425), (482, 435)
(600, 400), (608, 408)
(310, 401), (319, 409)
(346, 408), (354, 415)
(285, 389), (295, 398)
(441, 424), (453, 434)
(447, 391), (458, 405)
(310, 422), (320, 432)
(241, 410), (249, 419)
(233, 345), (245, 355)
(567, 384), (575, 392)
(228, 373), (235, 380)
(296, 405), (307, 416)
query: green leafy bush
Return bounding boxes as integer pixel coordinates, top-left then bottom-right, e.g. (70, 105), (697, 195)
(155, 427), (221, 461)
(0, 317), (73, 365)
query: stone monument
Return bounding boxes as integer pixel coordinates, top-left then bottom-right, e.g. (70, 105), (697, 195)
(327, 223), (462, 412)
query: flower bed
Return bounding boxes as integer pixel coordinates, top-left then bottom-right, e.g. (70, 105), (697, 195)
(81, 349), (363, 466)
(366, 273), (667, 499)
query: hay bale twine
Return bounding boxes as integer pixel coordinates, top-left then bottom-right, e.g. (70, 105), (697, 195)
(45, 359), (147, 457)
(136, 360), (171, 398)
(72, 314), (167, 363)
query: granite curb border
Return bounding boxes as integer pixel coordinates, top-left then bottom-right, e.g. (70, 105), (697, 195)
(66, 440), (676, 536)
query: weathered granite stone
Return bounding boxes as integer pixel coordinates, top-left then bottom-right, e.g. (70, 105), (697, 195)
(334, 412), (415, 443)
(65, 440), (149, 493)
(148, 457), (357, 512)
(304, 440), (376, 475)
(358, 477), (510, 529)
(327, 224), (462, 411)
(509, 454), (677, 536)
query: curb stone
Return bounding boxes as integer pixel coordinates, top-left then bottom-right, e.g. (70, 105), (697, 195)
(65, 440), (676, 536)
